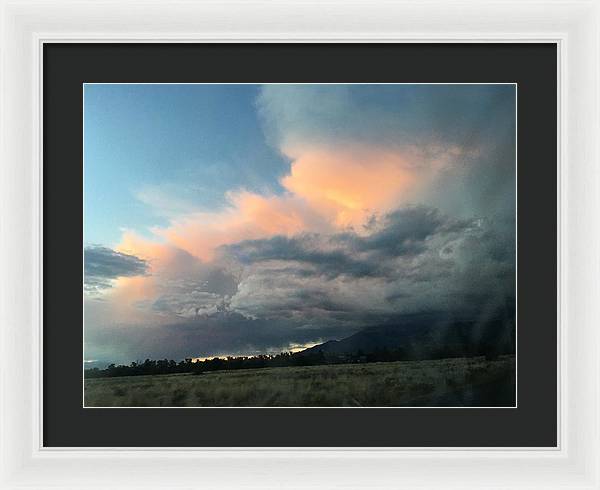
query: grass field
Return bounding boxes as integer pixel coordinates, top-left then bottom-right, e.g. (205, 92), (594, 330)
(84, 355), (515, 407)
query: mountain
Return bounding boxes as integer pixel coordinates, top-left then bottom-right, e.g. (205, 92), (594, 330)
(297, 313), (515, 361)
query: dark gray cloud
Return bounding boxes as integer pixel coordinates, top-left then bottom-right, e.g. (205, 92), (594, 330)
(85, 205), (514, 363)
(224, 234), (382, 279)
(224, 205), (514, 325)
(84, 246), (148, 292)
(222, 206), (481, 279)
(339, 206), (467, 257)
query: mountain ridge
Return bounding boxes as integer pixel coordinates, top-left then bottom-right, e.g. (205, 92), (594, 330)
(297, 314), (515, 361)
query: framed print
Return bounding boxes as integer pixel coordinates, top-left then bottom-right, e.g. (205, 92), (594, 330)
(1, 1), (599, 489)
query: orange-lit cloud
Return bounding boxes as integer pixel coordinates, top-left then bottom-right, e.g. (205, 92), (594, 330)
(115, 143), (463, 267)
(110, 275), (157, 307)
(116, 232), (168, 269)
(281, 147), (418, 228)
(111, 232), (192, 309)
(151, 191), (329, 262)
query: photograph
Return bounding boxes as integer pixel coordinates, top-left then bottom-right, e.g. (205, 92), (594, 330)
(83, 83), (516, 408)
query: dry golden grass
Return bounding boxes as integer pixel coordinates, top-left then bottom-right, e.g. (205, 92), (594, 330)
(84, 355), (515, 407)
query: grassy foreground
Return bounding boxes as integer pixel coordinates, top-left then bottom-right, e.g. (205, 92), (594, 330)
(84, 355), (515, 407)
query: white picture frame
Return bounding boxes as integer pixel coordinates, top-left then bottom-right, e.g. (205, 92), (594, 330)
(1, 0), (598, 488)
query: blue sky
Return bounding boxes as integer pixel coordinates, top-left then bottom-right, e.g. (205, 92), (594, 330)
(84, 84), (289, 245)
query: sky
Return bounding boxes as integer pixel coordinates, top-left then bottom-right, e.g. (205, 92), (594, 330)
(84, 83), (516, 366)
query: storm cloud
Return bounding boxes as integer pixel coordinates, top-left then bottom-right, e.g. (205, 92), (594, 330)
(257, 84), (514, 156)
(84, 84), (516, 363)
(84, 246), (148, 292)
(221, 206), (445, 279)
(223, 205), (514, 326)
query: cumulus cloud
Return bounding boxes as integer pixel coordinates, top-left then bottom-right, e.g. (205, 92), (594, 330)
(139, 85), (514, 266)
(84, 246), (148, 292)
(112, 237), (239, 319)
(139, 143), (474, 264)
(224, 205), (514, 325)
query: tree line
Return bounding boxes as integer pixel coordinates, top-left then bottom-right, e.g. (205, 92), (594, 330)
(84, 348), (431, 378)
(85, 351), (327, 378)
(84, 343), (509, 379)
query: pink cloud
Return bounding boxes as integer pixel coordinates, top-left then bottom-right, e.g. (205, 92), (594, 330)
(119, 143), (464, 265)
